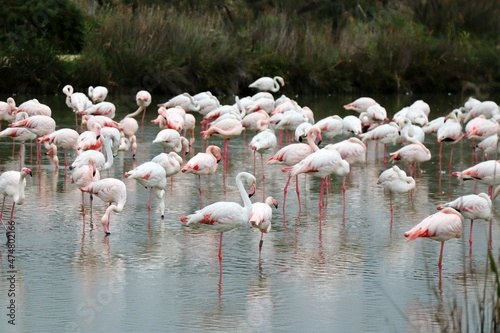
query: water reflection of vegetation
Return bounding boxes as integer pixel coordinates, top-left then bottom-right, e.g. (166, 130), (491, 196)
(1, 1), (499, 95)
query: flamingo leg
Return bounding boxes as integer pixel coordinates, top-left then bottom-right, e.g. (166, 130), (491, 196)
(260, 153), (265, 180)
(448, 145), (454, 172)
(319, 178), (325, 210)
(0, 196), (6, 231)
(295, 175), (301, 212)
(218, 233), (223, 275)
(282, 175), (292, 211)
(148, 187), (153, 211)
(253, 150), (256, 176)
(342, 176), (347, 212)
(259, 232), (264, 257)
(81, 191), (86, 217)
(469, 220), (474, 248)
(9, 202), (15, 222)
(141, 107), (146, 126)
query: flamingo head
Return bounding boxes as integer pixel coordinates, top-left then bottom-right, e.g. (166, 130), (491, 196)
(21, 167), (32, 177)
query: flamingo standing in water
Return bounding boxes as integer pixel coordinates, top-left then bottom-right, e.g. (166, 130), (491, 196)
(0, 127), (37, 166)
(201, 117), (243, 169)
(452, 160), (500, 197)
(180, 172), (256, 274)
(125, 161), (167, 219)
(0, 97), (17, 129)
(249, 76), (285, 92)
(38, 128), (79, 168)
(343, 97), (377, 114)
(81, 177), (126, 235)
(248, 129), (277, 179)
(267, 126), (321, 211)
(437, 193), (492, 251)
(389, 141), (431, 177)
(88, 86), (108, 103)
(119, 117), (139, 158)
(0, 167), (32, 232)
(181, 145), (222, 205)
(70, 157), (100, 220)
(63, 85), (92, 128)
(404, 207), (463, 283)
(9, 115), (56, 163)
(250, 196), (278, 257)
(377, 165), (415, 222)
(437, 110), (463, 169)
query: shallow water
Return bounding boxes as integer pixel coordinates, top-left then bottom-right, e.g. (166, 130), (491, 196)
(0, 92), (499, 332)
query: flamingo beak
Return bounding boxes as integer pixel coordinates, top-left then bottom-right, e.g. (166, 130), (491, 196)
(248, 183), (256, 198)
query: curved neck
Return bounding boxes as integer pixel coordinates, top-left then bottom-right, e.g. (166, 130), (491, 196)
(15, 173), (26, 204)
(101, 138), (114, 170)
(236, 173), (253, 217)
(125, 105), (144, 119)
(271, 79), (279, 92)
(307, 129), (320, 152)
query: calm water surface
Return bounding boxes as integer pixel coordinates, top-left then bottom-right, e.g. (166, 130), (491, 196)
(0, 92), (499, 332)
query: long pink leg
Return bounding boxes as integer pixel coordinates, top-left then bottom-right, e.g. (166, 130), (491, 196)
(9, 202), (15, 222)
(319, 178), (325, 210)
(438, 241), (445, 272)
(0, 196), (6, 230)
(260, 154), (265, 180)
(342, 176), (347, 212)
(148, 187), (153, 211)
(81, 191), (86, 217)
(218, 233), (223, 275)
(141, 107), (146, 126)
(448, 145), (454, 172)
(282, 175), (292, 211)
(295, 175), (301, 212)
(253, 150), (256, 175)
(469, 220), (474, 248)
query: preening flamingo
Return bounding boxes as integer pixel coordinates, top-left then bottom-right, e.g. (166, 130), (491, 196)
(125, 161), (167, 218)
(377, 166), (415, 221)
(80, 101), (116, 119)
(250, 196), (278, 257)
(404, 207), (463, 279)
(389, 141), (431, 177)
(119, 117), (139, 158)
(181, 145), (222, 204)
(153, 129), (189, 155)
(158, 92), (200, 113)
(81, 178), (127, 235)
(63, 85), (92, 128)
(180, 172), (256, 273)
(38, 128), (79, 168)
(70, 157), (100, 219)
(9, 115), (56, 163)
(437, 110), (463, 169)
(16, 98), (52, 117)
(249, 76), (285, 92)
(437, 193), (492, 249)
(88, 86), (108, 103)
(314, 115), (344, 143)
(201, 117), (243, 169)
(0, 167), (32, 232)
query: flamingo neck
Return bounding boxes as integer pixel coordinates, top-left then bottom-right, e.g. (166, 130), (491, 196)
(236, 173), (253, 220)
(15, 172), (27, 205)
(125, 105), (144, 119)
(101, 138), (114, 171)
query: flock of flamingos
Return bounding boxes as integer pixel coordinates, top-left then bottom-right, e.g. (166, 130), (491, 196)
(0, 75), (499, 279)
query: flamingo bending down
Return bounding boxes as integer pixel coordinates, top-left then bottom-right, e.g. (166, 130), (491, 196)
(125, 161), (167, 218)
(9, 115), (56, 162)
(201, 118), (243, 168)
(249, 76), (285, 92)
(250, 196), (278, 256)
(452, 160), (500, 197)
(343, 97), (377, 113)
(70, 157), (100, 219)
(0, 168), (32, 231)
(38, 128), (79, 167)
(248, 129), (277, 179)
(81, 178), (126, 234)
(437, 193), (492, 249)
(153, 129), (189, 155)
(119, 117), (139, 158)
(404, 207), (463, 277)
(180, 172), (256, 273)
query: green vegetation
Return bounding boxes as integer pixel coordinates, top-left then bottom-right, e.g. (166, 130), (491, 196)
(0, 0), (499, 95)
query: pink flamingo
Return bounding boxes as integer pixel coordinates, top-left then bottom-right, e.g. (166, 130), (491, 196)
(9, 115), (56, 163)
(241, 110), (271, 133)
(437, 193), (492, 250)
(80, 101), (116, 119)
(124, 90), (152, 126)
(153, 129), (189, 155)
(151, 151), (183, 182)
(63, 85), (92, 128)
(201, 117), (243, 169)
(343, 97), (377, 113)
(404, 207), (463, 282)
(0, 167), (32, 232)
(81, 115), (120, 130)
(125, 161), (167, 218)
(463, 100), (499, 123)
(181, 145), (222, 204)
(359, 122), (399, 163)
(180, 172), (256, 274)
(70, 157), (100, 219)
(452, 160), (500, 198)
(250, 196), (278, 257)
(0, 127), (37, 166)
(342, 115), (362, 136)
(119, 117), (139, 158)
(81, 177), (126, 235)
(16, 98), (52, 117)
(377, 166), (415, 222)
(249, 76), (285, 92)
(184, 113), (196, 146)
(437, 110), (463, 169)
(248, 129), (277, 179)
(0, 97), (17, 129)
(76, 122), (102, 154)
(38, 128), (79, 168)
(389, 141), (431, 177)
(158, 92), (200, 112)
(267, 126), (321, 211)
(314, 115), (344, 143)
(282, 145), (350, 212)
(88, 86), (108, 103)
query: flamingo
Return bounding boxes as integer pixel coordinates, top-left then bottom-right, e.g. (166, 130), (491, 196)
(70, 157), (100, 219)
(158, 92), (200, 112)
(181, 145), (222, 203)
(124, 90), (152, 125)
(201, 117), (243, 168)
(410, 99), (431, 117)
(250, 196), (278, 257)
(314, 115), (344, 143)
(452, 160), (500, 197)
(343, 97), (377, 113)
(63, 85), (92, 128)
(81, 178), (127, 235)
(389, 141), (431, 177)
(15, 98), (52, 117)
(282, 144), (350, 211)
(119, 117), (139, 158)
(38, 128), (79, 168)
(342, 115), (362, 137)
(88, 86), (108, 103)
(0, 97), (17, 129)
(404, 207), (463, 280)
(249, 76), (285, 92)
(436, 193), (492, 249)
(359, 122), (399, 163)
(80, 101), (116, 119)
(0, 127), (37, 166)
(153, 129), (189, 155)
(463, 100), (499, 123)
(81, 115), (120, 130)
(70, 149), (106, 171)
(151, 152), (183, 179)
(9, 115), (56, 163)
(437, 110), (463, 169)
(76, 122), (102, 154)
(0, 167), (32, 232)
(248, 129), (277, 179)
(267, 126), (321, 211)
(180, 172), (256, 274)
(377, 166), (416, 221)
(125, 161), (167, 218)
(398, 118), (425, 144)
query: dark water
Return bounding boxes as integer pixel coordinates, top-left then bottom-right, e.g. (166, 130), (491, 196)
(0, 92), (499, 332)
